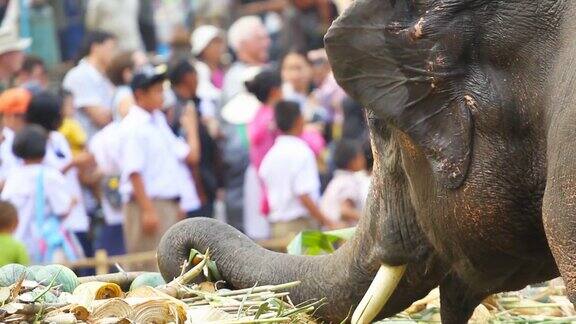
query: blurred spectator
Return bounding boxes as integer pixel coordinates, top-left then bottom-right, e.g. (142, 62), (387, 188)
(165, 60), (206, 218)
(222, 16), (271, 102)
(341, 97), (368, 142)
(236, 0), (286, 60)
(281, 51), (327, 125)
(191, 25), (225, 107)
(119, 66), (199, 270)
(63, 31), (116, 138)
(89, 122), (126, 257)
(27, 1), (61, 69)
(106, 51), (137, 119)
(48, 0), (86, 62)
(2, 125), (81, 263)
(280, 0), (335, 54)
(244, 68), (282, 239)
(193, 0), (233, 27)
(168, 60), (223, 219)
(220, 17), (271, 233)
(138, 0), (157, 54)
(26, 92), (92, 260)
(0, 29), (31, 90)
(320, 140), (367, 226)
(308, 49), (345, 127)
(58, 90), (87, 157)
(86, 0), (142, 51)
(237, 0), (286, 16)
(0, 200), (29, 266)
(0, 88), (31, 186)
(259, 100), (341, 239)
(15, 55), (48, 92)
(0, 87), (29, 133)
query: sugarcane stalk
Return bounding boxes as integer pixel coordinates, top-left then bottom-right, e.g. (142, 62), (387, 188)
(187, 292), (290, 306)
(210, 317), (291, 323)
(78, 272), (146, 291)
(183, 282), (300, 302)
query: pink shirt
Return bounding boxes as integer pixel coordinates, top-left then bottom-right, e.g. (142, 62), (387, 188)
(248, 105), (278, 169)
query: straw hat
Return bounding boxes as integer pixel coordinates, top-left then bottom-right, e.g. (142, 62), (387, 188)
(0, 29), (31, 56)
(191, 25), (222, 56)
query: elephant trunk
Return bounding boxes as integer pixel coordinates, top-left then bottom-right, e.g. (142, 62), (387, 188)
(157, 217), (412, 322)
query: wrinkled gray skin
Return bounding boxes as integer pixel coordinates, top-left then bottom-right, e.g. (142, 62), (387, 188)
(158, 1), (576, 322)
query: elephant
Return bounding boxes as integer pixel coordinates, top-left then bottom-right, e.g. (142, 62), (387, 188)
(157, 0), (576, 323)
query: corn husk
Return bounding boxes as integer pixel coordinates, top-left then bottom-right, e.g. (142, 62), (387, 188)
(42, 312), (77, 323)
(73, 281), (123, 306)
(70, 304), (90, 321)
(126, 297), (187, 323)
(91, 317), (131, 324)
(89, 298), (132, 320)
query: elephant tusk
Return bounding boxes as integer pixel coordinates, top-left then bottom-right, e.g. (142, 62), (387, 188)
(351, 264), (406, 324)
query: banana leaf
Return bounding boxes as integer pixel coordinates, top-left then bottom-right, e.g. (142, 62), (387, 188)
(286, 228), (356, 256)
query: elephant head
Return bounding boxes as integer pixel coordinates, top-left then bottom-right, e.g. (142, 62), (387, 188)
(158, 1), (576, 323)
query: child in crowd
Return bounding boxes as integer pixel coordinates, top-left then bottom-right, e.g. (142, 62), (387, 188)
(320, 140), (368, 226)
(0, 200), (29, 266)
(259, 100), (344, 238)
(1, 125), (79, 263)
(89, 122), (126, 257)
(58, 90), (88, 157)
(26, 92), (91, 261)
(244, 68), (282, 238)
(0, 88), (32, 187)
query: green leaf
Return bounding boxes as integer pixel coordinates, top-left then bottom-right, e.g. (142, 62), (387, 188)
(287, 227), (356, 256)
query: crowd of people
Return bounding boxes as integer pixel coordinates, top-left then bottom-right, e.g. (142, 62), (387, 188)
(0, 0), (370, 270)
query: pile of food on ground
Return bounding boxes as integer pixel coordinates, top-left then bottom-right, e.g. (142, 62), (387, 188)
(382, 279), (575, 323)
(0, 251), (320, 323)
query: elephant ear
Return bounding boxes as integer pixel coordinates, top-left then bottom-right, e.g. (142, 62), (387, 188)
(325, 0), (473, 189)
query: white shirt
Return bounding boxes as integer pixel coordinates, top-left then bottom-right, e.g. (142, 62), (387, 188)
(63, 60), (115, 138)
(0, 128), (18, 182)
(89, 123), (124, 225)
(259, 135), (321, 223)
(0, 129), (89, 232)
(195, 61), (221, 111)
(320, 170), (368, 222)
(44, 132), (89, 232)
(119, 106), (191, 201)
(177, 162), (201, 212)
(221, 62), (249, 104)
(1, 164), (72, 254)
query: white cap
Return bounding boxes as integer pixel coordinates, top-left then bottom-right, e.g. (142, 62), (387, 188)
(191, 25), (222, 56)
